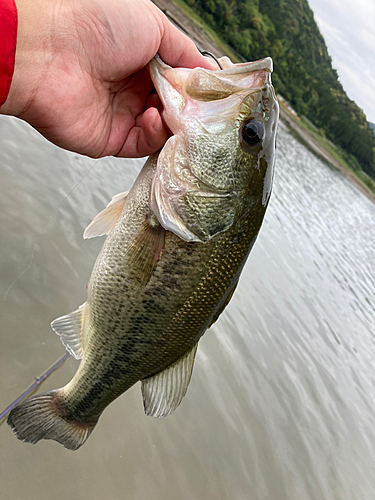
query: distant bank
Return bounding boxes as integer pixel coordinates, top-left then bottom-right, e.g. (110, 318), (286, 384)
(152, 0), (375, 204)
(279, 105), (375, 203)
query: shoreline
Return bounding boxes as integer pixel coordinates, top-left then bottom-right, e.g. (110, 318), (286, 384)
(152, 0), (375, 204)
(278, 106), (375, 203)
(278, 105), (375, 204)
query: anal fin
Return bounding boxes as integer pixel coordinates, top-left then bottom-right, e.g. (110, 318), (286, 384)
(50, 302), (88, 359)
(141, 344), (198, 418)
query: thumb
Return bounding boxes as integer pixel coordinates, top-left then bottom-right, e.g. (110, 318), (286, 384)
(157, 11), (217, 70)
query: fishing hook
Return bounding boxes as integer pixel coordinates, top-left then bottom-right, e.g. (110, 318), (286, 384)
(199, 50), (223, 70)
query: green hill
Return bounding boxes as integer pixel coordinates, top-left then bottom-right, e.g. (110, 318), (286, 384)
(181, 0), (375, 180)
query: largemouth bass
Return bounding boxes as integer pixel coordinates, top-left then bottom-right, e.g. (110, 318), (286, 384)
(8, 55), (279, 450)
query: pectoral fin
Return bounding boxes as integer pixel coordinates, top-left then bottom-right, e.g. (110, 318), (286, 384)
(141, 344), (198, 418)
(83, 191), (129, 239)
(50, 302), (89, 359)
(126, 218), (166, 286)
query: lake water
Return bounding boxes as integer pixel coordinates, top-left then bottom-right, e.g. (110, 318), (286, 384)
(0, 116), (374, 500)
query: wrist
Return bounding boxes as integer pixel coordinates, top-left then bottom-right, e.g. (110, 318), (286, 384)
(0, 0), (56, 117)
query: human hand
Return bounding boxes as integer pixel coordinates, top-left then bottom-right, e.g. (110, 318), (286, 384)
(1, 0), (213, 158)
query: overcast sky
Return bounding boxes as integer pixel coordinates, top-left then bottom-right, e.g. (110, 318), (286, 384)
(307, 0), (375, 124)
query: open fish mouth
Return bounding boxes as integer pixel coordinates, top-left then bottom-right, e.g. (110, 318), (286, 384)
(149, 54), (273, 134)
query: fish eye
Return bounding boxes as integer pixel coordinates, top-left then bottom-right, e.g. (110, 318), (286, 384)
(240, 120), (265, 150)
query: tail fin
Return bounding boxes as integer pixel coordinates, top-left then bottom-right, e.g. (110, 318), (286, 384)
(7, 390), (97, 450)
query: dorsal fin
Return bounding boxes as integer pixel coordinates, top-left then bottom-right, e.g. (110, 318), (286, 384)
(50, 302), (88, 359)
(141, 344), (198, 418)
(83, 191), (129, 239)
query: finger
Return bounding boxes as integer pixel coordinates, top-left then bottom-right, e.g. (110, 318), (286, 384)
(141, 106), (169, 149)
(157, 12), (216, 70)
(145, 92), (161, 110)
(116, 107), (168, 158)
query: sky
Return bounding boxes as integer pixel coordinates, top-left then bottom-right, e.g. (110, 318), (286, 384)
(307, 0), (375, 124)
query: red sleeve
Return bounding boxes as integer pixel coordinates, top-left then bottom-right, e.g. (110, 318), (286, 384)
(0, 0), (18, 107)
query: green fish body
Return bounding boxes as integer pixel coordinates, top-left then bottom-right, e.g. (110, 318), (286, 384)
(8, 55), (279, 449)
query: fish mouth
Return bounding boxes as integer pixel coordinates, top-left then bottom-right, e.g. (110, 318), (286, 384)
(149, 55), (273, 134)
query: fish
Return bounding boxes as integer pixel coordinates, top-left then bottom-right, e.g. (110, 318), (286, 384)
(7, 54), (279, 450)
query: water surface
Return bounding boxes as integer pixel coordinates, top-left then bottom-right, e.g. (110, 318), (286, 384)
(0, 117), (374, 499)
